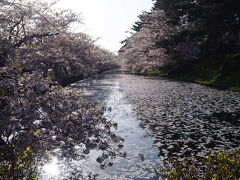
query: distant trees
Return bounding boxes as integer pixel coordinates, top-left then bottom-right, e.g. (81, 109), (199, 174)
(119, 10), (170, 73)
(0, 0), (120, 178)
(0, 0), (117, 84)
(119, 0), (240, 88)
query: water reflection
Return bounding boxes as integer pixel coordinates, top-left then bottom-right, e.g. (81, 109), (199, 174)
(40, 71), (240, 179)
(41, 157), (59, 180)
(78, 80), (161, 179)
(40, 75), (161, 179)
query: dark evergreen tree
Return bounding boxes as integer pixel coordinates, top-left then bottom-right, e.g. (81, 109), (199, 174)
(120, 0), (240, 89)
(153, 0), (240, 56)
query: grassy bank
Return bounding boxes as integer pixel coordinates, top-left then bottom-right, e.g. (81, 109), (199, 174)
(145, 53), (240, 91)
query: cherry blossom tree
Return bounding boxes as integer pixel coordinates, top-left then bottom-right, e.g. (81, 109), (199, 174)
(119, 10), (171, 73)
(0, 0), (120, 178)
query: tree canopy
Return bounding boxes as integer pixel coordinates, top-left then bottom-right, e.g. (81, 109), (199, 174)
(119, 0), (240, 90)
(0, 0), (121, 178)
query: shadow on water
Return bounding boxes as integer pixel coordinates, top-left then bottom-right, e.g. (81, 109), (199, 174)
(208, 111), (240, 126)
(119, 72), (240, 159)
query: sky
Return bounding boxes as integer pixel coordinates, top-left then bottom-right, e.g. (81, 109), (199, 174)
(56, 0), (153, 53)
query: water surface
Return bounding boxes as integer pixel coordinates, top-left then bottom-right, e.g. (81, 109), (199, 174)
(41, 71), (240, 179)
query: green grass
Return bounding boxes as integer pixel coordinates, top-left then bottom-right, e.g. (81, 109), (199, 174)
(141, 52), (240, 91)
(229, 87), (240, 91)
(173, 52), (240, 91)
(145, 68), (169, 77)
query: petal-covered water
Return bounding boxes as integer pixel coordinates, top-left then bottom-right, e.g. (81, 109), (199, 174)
(41, 70), (240, 179)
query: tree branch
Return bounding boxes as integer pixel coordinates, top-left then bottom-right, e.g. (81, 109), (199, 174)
(13, 32), (59, 48)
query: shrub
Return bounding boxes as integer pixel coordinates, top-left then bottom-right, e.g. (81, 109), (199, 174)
(158, 150), (240, 180)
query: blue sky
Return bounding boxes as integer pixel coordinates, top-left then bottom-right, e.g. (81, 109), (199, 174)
(56, 0), (153, 53)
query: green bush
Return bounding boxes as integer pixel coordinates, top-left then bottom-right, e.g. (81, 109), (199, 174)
(158, 150), (240, 180)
